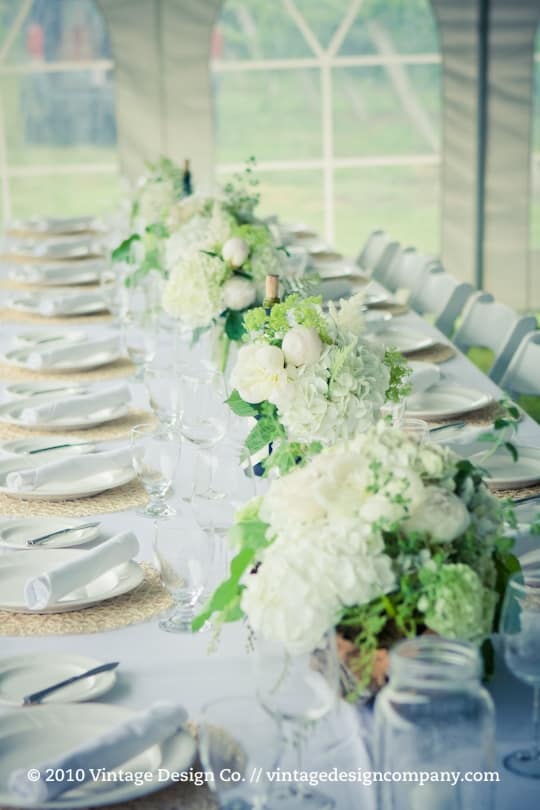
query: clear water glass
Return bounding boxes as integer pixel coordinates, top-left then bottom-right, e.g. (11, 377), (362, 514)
(153, 513), (213, 633)
(199, 696), (282, 809)
(191, 438), (257, 523)
(123, 313), (157, 379)
(254, 632), (339, 809)
(144, 361), (181, 427)
(501, 565), (540, 778)
(130, 423), (180, 518)
(374, 637), (495, 810)
(100, 264), (129, 323)
(179, 364), (227, 449)
(398, 417), (428, 442)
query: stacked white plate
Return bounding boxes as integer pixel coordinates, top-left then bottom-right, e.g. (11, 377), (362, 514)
(9, 258), (106, 286)
(5, 289), (108, 317)
(3, 234), (101, 260)
(0, 339), (121, 373)
(467, 445), (540, 490)
(406, 382), (493, 420)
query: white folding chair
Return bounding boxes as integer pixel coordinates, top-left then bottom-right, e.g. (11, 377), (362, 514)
(409, 267), (474, 337)
(384, 248), (438, 295)
(499, 332), (540, 395)
(356, 229), (389, 272)
(453, 292), (537, 383)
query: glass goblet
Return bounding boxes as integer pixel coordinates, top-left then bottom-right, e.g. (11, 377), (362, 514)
(501, 565), (540, 778)
(123, 314), (157, 380)
(254, 631), (339, 809)
(130, 423), (180, 518)
(199, 696), (282, 809)
(100, 264), (129, 324)
(153, 514), (213, 633)
(179, 365), (226, 449)
(144, 361), (181, 427)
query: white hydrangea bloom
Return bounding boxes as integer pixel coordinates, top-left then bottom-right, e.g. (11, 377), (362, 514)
(162, 251), (229, 328)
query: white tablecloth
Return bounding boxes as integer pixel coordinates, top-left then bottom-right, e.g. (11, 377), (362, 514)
(0, 290), (538, 809)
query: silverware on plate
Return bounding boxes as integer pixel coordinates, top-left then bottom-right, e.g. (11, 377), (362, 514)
(29, 442), (93, 455)
(429, 421), (466, 434)
(22, 661), (119, 706)
(26, 521), (100, 546)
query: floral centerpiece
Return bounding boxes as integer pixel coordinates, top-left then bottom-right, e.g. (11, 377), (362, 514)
(193, 421), (520, 691)
(226, 294), (410, 474)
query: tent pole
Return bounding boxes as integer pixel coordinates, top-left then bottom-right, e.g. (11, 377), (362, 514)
(475, 0), (490, 290)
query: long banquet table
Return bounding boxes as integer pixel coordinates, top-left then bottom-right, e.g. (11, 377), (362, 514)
(0, 281), (539, 810)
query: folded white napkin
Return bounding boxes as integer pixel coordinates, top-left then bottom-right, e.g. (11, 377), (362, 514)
(408, 361), (441, 395)
(32, 237), (98, 259)
(20, 383), (130, 425)
(8, 701), (186, 803)
(26, 334), (120, 369)
(6, 446), (134, 493)
(24, 530), (139, 610)
(32, 291), (107, 317)
(9, 215), (96, 234)
(15, 259), (107, 283)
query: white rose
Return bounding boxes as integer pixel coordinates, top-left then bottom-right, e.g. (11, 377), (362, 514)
(282, 326), (323, 366)
(222, 276), (257, 311)
(230, 343), (288, 404)
(222, 237), (250, 268)
(407, 486), (471, 543)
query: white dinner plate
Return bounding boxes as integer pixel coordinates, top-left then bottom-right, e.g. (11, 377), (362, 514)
(3, 382), (89, 399)
(4, 236), (100, 260)
(468, 445), (540, 490)
(0, 518), (101, 550)
(10, 265), (101, 286)
(0, 457), (135, 501)
(7, 215), (98, 235)
(0, 703), (196, 809)
(364, 310), (393, 332)
(406, 382), (493, 421)
(13, 330), (86, 347)
(0, 436), (96, 457)
(0, 653), (116, 706)
(6, 291), (107, 317)
(373, 324), (436, 354)
(0, 396), (128, 430)
(0, 549), (143, 612)
(1, 343), (121, 373)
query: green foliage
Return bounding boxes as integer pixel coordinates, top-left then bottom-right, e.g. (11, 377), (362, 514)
(476, 398), (521, 463)
(226, 389), (258, 417)
(224, 309), (247, 341)
(384, 347), (412, 402)
(245, 402), (285, 455)
(222, 156), (261, 222)
(111, 233), (140, 264)
(244, 294), (331, 344)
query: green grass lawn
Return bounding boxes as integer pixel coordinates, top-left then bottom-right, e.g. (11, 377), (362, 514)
(468, 347), (540, 424)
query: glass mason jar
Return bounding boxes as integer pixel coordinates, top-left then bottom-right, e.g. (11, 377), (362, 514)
(374, 637), (496, 810)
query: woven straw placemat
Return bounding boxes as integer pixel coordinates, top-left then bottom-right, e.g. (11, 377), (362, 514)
(0, 478), (148, 519)
(404, 342), (457, 364)
(0, 409), (153, 443)
(426, 401), (502, 428)
(0, 307), (112, 324)
(0, 562), (173, 637)
(0, 357), (134, 383)
(493, 482), (540, 501)
(0, 279), (99, 292)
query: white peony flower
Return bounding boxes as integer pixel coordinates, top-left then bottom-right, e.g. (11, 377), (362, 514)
(231, 344), (289, 404)
(282, 326), (323, 367)
(406, 486), (471, 543)
(222, 276), (257, 311)
(222, 237), (250, 268)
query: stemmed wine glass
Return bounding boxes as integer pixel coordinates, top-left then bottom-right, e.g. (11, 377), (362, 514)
(178, 364), (227, 449)
(253, 631), (339, 809)
(144, 360), (181, 427)
(199, 696), (282, 809)
(131, 423), (181, 518)
(501, 564), (540, 778)
(153, 511), (214, 633)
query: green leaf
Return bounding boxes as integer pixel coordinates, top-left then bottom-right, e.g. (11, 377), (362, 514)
(111, 233), (140, 263)
(145, 222), (169, 239)
(504, 442), (518, 463)
(224, 309), (246, 342)
(246, 416), (282, 454)
(200, 250), (219, 258)
(226, 389), (258, 417)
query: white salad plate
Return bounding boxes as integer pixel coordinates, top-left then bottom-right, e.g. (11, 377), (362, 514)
(0, 436), (95, 457)
(468, 445), (540, 490)
(0, 397), (128, 431)
(374, 324), (436, 354)
(0, 549), (143, 612)
(406, 383), (493, 421)
(7, 215), (98, 235)
(0, 343), (121, 373)
(0, 704), (196, 809)
(3, 382), (89, 399)
(0, 457), (135, 501)
(0, 518), (101, 550)
(0, 653), (116, 706)
(5, 236), (99, 260)
(6, 291), (107, 317)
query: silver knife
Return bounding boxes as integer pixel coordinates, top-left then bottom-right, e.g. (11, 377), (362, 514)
(22, 662), (119, 706)
(29, 442), (93, 455)
(26, 521), (100, 546)
(429, 421), (466, 434)
(28, 386), (87, 397)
